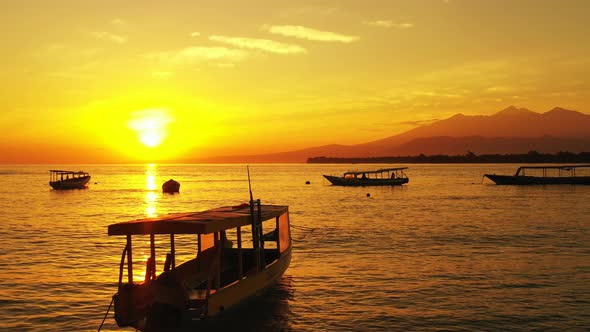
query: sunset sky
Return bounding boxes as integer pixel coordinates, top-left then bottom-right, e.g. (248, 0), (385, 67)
(1, 0), (588, 163)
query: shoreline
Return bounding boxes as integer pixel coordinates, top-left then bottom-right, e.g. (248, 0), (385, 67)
(307, 151), (590, 164)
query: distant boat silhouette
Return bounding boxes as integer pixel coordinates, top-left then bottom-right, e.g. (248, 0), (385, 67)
(484, 165), (590, 185)
(49, 170), (91, 190)
(324, 167), (409, 186)
(162, 179), (180, 193)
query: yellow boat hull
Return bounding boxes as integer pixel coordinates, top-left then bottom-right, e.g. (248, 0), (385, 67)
(206, 246), (292, 317)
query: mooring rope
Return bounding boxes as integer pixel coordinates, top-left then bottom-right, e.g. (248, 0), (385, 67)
(291, 224), (317, 232)
(290, 224), (320, 241)
(97, 296), (114, 332)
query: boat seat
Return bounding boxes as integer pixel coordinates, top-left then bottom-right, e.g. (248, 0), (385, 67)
(157, 248), (218, 293)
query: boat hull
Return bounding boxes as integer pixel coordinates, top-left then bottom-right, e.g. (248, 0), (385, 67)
(162, 179), (180, 193)
(205, 246), (291, 317)
(114, 247), (292, 330)
(484, 174), (590, 185)
(49, 175), (91, 189)
(323, 175), (408, 186)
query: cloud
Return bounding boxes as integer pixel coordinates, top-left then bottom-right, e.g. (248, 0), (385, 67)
(91, 31), (127, 44)
(209, 35), (306, 54)
(418, 59), (511, 83)
(363, 20), (414, 29)
(152, 71), (173, 79)
(485, 85), (514, 93)
(46, 43), (66, 51)
(190, 32), (201, 37)
(263, 25), (359, 43)
(111, 18), (126, 26)
(413, 90), (463, 98)
(146, 46), (248, 66)
(40, 43), (101, 60)
(393, 119), (439, 126)
(178, 46), (247, 61)
(279, 6), (339, 17)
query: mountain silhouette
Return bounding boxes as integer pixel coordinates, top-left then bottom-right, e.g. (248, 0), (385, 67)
(195, 106), (590, 163)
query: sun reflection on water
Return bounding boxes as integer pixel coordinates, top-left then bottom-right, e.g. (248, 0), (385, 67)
(145, 192), (158, 217)
(147, 175), (157, 191)
(145, 164), (158, 217)
(145, 163), (157, 191)
(132, 237), (167, 283)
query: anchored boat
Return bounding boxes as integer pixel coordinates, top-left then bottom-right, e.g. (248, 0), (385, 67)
(324, 167), (409, 186)
(49, 170), (91, 190)
(107, 200), (292, 330)
(484, 165), (590, 185)
(162, 179), (180, 193)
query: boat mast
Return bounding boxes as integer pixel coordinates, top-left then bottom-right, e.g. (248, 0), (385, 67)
(247, 166), (263, 271)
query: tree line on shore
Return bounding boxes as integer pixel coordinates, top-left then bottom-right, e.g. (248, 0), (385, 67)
(307, 151), (590, 164)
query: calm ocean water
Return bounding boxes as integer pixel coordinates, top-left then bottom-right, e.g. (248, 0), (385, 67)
(0, 164), (589, 331)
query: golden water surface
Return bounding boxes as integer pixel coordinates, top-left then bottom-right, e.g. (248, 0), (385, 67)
(0, 164), (589, 331)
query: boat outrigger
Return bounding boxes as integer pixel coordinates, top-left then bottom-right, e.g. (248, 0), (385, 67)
(323, 167), (409, 186)
(107, 200), (292, 330)
(484, 165), (590, 185)
(49, 170), (91, 190)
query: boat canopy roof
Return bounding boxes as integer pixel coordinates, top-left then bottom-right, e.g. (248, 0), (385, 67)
(108, 204), (288, 236)
(344, 167), (407, 176)
(49, 170), (89, 175)
(516, 165), (590, 170)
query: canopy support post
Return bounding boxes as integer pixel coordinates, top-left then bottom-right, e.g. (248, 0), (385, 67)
(170, 234), (176, 269)
(149, 234), (156, 281)
(126, 235), (133, 284)
(214, 232), (221, 290)
(237, 226), (243, 278)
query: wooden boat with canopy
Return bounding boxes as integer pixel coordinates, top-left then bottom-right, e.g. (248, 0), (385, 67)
(484, 165), (590, 185)
(49, 170), (91, 190)
(107, 200), (292, 330)
(323, 167), (409, 186)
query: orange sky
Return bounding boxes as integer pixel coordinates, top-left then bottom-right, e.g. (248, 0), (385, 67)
(1, 0), (589, 163)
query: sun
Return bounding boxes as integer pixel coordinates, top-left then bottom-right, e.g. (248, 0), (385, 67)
(128, 109), (173, 148)
(139, 131), (163, 148)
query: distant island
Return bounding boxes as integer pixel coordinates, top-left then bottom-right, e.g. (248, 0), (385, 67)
(307, 151), (590, 164)
(192, 106), (590, 164)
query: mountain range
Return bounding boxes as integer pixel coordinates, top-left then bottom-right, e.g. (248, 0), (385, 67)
(195, 106), (590, 163)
